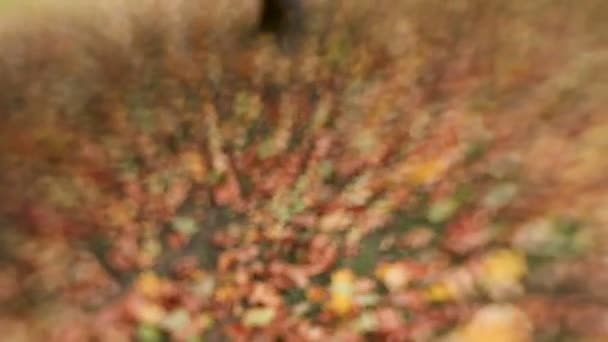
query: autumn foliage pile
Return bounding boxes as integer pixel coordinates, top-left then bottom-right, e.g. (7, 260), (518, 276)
(0, 0), (607, 341)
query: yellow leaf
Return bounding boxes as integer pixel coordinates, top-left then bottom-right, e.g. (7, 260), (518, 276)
(451, 304), (532, 342)
(180, 151), (207, 183)
(329, 295), (354, 316)
(329, 269), (355, 315)
(479, 249), (527, 299)
(197, 313), (214, 332)
(404, 159), (448, 186)
(135, 271), (162, 299)
(425, 282), (453, 303)
(215, 285), (237, 302)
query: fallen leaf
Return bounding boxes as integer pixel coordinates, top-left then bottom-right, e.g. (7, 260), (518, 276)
(329, 268), (356, 315)
(376, 262), (411, 291)
(180, 150), (207, 183)
(446, 304), (532, 342)
(479, 249), (527, 299)
(242, 307), (277, 327)
(134, 271), (162, 299)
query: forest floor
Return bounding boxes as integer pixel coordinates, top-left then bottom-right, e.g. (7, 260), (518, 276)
(0, 1), (607, 341)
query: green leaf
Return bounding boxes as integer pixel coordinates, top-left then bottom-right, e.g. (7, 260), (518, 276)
(161, 309), (190, 333)
(283, 288), (306, 305)
(319, 160), (334, 180)
(344, 233), (382, 275)
(353, 311), (379, 333)
(257, 139), (276, 159)
(357, 293), (381, 307)
(483, 183), (518, 210)
(427, 198), (459, 223)
(464, 141), (487, 162)
(137, 324), (165, 342)
(242, 307), (276, 327)
(171, 216), (198, 236)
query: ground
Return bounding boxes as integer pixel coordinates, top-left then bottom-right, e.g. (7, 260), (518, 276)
(0, 0), (607, 341)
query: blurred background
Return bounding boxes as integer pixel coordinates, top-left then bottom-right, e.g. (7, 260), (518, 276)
(0, 0), (607, 340)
